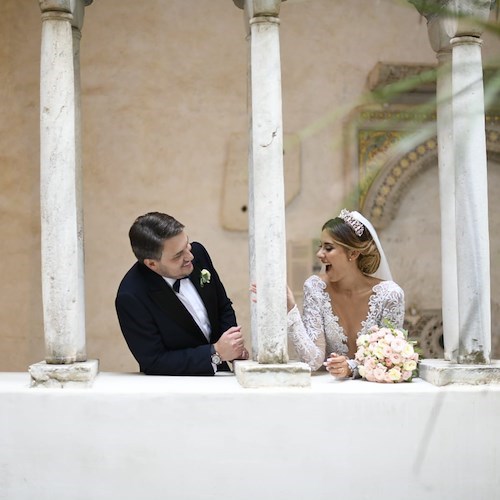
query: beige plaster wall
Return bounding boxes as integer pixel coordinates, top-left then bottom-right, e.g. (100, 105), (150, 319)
(0, 0), (499, 371)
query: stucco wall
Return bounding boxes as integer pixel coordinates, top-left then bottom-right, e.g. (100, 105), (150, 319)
(0, 0), (499, 371)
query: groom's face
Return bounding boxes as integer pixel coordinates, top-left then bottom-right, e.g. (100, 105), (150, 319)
(145, 231), (194, 279)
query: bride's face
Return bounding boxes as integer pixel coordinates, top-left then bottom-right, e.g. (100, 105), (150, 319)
(316, 229), (350, 279)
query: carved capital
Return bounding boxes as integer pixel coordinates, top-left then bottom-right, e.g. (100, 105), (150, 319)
(409, 0), (494, 37)
(70, 0), (84, 30)
(408, 0), (449, 20)
(427, 17), (453, 52)
(39, 0), (72, 13)
(445, 0), (494, 38)
(233, 0), (285, 16)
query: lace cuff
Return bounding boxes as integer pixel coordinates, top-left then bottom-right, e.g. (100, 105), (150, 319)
(287, 304), (301, 327)
(287, 304), (323, 370)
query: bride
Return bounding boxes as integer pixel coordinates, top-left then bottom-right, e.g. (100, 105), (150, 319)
(287, 209), (405, 379)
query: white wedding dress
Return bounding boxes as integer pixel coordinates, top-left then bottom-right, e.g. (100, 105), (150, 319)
(287, 275), (405, 371)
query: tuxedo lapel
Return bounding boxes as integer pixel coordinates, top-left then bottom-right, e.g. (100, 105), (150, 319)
(142, 267), (208, 344)
(189, 264), (219, 337)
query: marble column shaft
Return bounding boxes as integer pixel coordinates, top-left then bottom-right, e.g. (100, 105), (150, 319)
(428, 20), (460, 362)
(451, 35), (491, 363)
(71, 0), (89, 362)
(243, 5), (259, 360)
(39, 0), (86, 364)
(248, 3), (288, 364)
(436, 50), (460, 362)
(412, 0), (493, 365)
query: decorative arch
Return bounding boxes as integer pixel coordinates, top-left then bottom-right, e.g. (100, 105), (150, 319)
(359, 117), (500, 229)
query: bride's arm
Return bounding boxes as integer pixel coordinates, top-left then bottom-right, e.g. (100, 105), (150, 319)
(380, 283), (405, 329)
(287, 280), (326, 370)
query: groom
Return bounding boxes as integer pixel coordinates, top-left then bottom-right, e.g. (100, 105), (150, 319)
(115, 212), (248, 375)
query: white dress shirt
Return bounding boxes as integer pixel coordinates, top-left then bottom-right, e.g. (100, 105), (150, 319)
(164, 276), (218, 373)
(164, 277), (212, 341)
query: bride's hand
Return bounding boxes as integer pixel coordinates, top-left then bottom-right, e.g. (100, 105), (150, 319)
(249, 283), (257, 303)
(324, 353), (351, 378)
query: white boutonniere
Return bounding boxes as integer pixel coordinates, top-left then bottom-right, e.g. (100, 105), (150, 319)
(200, 269), (211, 287)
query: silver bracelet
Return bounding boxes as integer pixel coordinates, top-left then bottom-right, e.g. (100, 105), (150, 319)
(347, 359), (359, 379)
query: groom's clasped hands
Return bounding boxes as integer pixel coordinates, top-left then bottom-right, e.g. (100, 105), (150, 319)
(214, 326), (249, 362)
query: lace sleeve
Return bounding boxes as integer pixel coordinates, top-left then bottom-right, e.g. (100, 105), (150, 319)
(287, 278), (326, 371)
(379, 282), (405, 329)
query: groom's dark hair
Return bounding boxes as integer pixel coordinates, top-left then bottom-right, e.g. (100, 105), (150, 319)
(129, 212), (185, 263)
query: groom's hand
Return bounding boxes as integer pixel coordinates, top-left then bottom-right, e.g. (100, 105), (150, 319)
(214, 326), (248, 361)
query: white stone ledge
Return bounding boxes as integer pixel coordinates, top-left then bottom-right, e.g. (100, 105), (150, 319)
(419, 358), (500, 386)
(1, 371), (500, 499)
(3, 370), (500, 395)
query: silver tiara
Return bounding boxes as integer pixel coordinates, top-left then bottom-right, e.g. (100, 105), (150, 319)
(338, 209), (364, 237)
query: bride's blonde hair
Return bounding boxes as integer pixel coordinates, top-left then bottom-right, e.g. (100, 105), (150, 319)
(322, 217), (381, 275)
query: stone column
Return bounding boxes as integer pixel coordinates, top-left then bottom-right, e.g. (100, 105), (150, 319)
(72, 0), (93, 361)
(249, 1), (287, 365)
(232, 0), (310, 387)
(410, 0), (500, 385)
(242, 1), (259, 360)
(445, 0), (492, 364)
(427, 20), (460, 362)
(29, 0), (97, 387)
(451, 32), (491, 363)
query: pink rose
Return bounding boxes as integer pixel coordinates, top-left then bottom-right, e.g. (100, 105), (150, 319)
(373, 366), (387, 382)
(355, 347), (366, 361)
(365, 358), (376, 370)
(382, 345), (392, 357)
(391, 338), (406, 353)
(390, 352), (402, 365)
(384, 333), (395, 344)
(364, 367), (376, 382)
(387, 367), (402, 382)
(393, 328), (405, 338)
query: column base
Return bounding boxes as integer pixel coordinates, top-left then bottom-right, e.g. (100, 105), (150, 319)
(233, 360), (311, 388)
(28, 359), (99, 388)
(419, 359), (500, 386)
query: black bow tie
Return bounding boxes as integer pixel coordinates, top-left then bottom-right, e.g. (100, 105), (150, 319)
(173, 278), (188, 293)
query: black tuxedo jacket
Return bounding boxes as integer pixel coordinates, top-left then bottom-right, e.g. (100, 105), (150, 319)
(115, 242), (237, 375)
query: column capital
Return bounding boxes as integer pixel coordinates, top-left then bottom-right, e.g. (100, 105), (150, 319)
(39, 1), (92, 18)
(409, 0), (494, 38)
(39, 0), (71, 13)
(408, 0), (450, 20)
(427, 17), (453, 53)
(233, 0), (285, 16)
(71, 0), (92, 30)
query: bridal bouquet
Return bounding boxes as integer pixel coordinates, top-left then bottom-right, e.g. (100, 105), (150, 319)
(355, 323), (419, 383)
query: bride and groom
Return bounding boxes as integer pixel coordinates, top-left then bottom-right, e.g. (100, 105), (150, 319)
(115, 209), (404, 378)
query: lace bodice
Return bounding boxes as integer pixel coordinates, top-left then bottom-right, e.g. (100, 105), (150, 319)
(287, 275), (405, 371)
